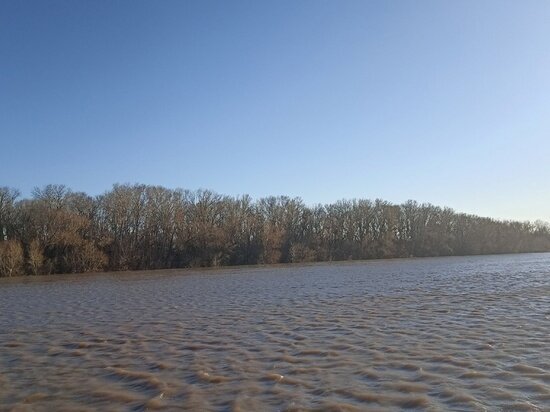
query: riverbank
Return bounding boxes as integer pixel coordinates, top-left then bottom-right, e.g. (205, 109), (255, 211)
(2, 251), (549, 283)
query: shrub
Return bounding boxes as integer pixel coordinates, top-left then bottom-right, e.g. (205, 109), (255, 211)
(0, 240), (24, 277)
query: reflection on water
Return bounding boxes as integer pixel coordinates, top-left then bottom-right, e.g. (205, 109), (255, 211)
(1, 254), (549, 411)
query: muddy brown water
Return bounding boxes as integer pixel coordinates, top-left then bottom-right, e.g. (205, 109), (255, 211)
(1, 254), (549, 411)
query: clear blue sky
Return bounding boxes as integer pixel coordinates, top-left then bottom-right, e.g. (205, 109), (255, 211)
(1, 1), (549, 222)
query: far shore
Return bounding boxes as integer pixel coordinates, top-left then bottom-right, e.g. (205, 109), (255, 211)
(2, 251), (548, 283)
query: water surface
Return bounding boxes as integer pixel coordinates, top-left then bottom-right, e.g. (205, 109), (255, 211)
(1, 254), (549, 411)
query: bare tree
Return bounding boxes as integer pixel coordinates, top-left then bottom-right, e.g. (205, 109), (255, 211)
(0, 183), (548, 275)
(0, 187), (20, 241)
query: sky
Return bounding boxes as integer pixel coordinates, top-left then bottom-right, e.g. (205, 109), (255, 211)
(1, 1), (549, 222)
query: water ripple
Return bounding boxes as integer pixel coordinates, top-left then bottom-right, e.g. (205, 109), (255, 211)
(0, 253), (549, 411)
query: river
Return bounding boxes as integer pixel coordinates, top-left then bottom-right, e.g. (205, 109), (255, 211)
(1, 253), (549, 411)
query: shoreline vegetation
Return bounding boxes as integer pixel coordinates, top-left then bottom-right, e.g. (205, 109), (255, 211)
(1, 251), (548, 282)
(1, 184), (549, 277)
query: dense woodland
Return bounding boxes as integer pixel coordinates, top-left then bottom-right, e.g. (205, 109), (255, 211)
(0, 184), (549, 277)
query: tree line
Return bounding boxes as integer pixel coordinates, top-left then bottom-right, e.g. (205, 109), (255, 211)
(0, 184), (549, 276)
